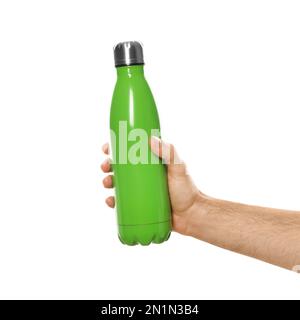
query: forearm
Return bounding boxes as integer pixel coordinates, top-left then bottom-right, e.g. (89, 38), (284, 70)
(186, 194), (300, 270)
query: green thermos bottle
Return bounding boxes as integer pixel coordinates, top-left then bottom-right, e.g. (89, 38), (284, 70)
(110, 41), (171, 245)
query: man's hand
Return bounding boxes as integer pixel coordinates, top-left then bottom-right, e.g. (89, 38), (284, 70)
(101, 138), (300, 271)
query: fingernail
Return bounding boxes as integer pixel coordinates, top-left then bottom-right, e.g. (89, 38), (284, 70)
(150, 136), (161, 146)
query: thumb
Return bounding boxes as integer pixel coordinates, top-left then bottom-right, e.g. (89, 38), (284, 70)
(150, 136), (186, 175)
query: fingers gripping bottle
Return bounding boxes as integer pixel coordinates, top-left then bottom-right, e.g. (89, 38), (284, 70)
(110, 41), (171, 245)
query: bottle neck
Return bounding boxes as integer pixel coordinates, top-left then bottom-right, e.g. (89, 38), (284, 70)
(116, 65), (144, 78)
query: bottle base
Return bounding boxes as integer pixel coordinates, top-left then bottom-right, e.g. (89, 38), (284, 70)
(118, 220), (171, 246)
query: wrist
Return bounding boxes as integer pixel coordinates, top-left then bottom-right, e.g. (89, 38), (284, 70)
(185, 193), (221, 239)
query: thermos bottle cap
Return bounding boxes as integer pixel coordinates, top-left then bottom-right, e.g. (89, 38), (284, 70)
(114, 41), (144, 67)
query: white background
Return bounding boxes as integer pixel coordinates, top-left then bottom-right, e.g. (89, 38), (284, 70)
(0, 0), (299, 299)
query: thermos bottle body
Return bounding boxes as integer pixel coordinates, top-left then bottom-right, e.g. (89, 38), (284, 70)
(110, 41), (171, 245)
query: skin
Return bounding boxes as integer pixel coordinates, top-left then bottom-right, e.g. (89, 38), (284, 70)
(101, 138), (300, 271)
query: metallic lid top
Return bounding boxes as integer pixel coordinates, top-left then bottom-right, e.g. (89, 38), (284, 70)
(113, 41), (144, 67)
